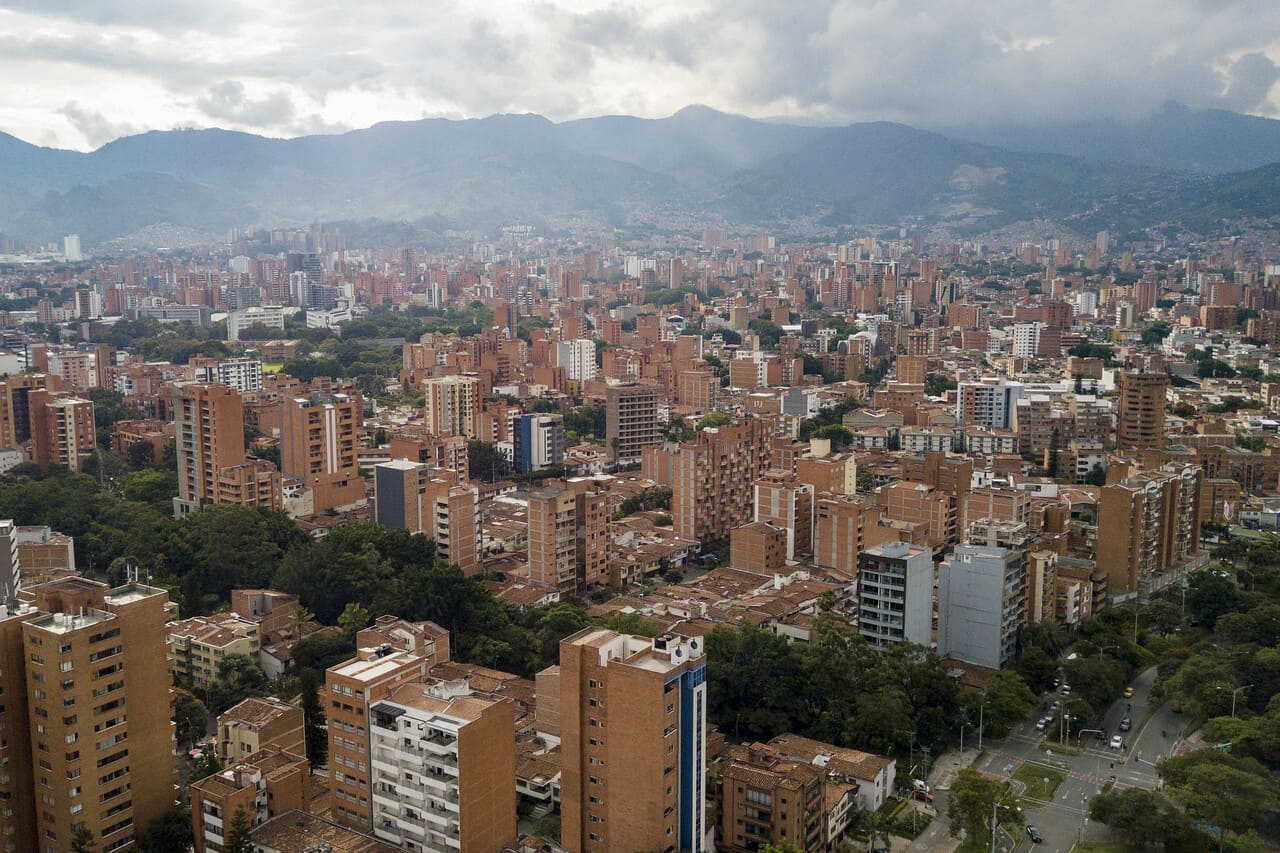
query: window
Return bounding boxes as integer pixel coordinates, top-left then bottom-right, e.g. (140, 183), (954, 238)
(58, 662), (72, 673)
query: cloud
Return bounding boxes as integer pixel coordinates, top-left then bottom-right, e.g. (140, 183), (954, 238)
(1, 0), (1280, 148)
(196, 81), (297, 127)
(58, 100), (140, 148)
(1223, 52), (1280, 112)
(0, 0), (247, 31)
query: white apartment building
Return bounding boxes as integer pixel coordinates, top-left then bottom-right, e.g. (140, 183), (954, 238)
(556, 339), (598, 382)
(369, 680), (515, 852)
(193, 357), (264, 393)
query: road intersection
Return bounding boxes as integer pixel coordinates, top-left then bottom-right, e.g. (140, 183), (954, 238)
(907, 665), (1187, 853)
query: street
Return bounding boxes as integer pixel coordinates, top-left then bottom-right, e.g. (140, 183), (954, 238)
(907, 665), (1186, 853)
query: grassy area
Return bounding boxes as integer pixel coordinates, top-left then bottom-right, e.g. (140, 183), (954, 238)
(1012, 762), (1067, 805)
(1040, 739), (1083, 757)
(888, 809), (933, 840)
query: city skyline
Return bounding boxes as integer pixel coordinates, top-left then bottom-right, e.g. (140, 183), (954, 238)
(0, 0), (1278, 150)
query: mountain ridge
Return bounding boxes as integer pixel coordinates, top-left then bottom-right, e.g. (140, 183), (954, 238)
(1, 105), (1277, 246)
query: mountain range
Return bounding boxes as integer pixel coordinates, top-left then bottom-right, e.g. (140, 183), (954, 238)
(1, 104), (1278, 247)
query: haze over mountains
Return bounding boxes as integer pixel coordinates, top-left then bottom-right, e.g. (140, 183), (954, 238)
(2, 104), (1278, 247)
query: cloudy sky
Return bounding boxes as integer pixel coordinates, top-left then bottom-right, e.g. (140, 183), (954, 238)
(2, 0), (1279, 150)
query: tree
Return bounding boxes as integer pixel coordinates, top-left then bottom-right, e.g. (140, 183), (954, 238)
(136, 808), (194, 853)
(191, 749), (222, 780)
(925, 374), (957, 397)
(285, 604), (316, 636)
(71, 825), (96, 853)
(337, 602), (371, 637)
(207, 654), (268, 714)
(1017, 646), (1058, 695)
(126, 441), (155, 470)
(1174, 762), (1276, 841)
(698, 411), (732, 430)
(122, 469), (174, 507)
(1085, 463), (1107, 486)
(810, 424), (853, 449)
(467, 440), (512, 483)
(1186, 571), (1243, 629)
(173, 688), (209, 747)
(299, 668), (328, 767)
(947, 768), (1005, 847)
(1089, 788), (1207, 852)
(1021, 620), (1068, 658)
(224, 806), (255, 853)
(977, 671), (1038, 738)
(536, 603), (590, 668)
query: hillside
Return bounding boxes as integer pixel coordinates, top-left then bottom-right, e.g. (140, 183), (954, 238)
(0, 106), (1276, 245)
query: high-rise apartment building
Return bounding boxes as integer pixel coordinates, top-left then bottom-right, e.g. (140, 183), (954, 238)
(605, 381), (662, 463)
(556, 339), (598, 383)
(0, 602), (39, 852)
(190, 357), (264, 393)
(937, 545), (1026, 670)
(729, 522), (787, 574)
(0, 374), (55, 450)
(9, 578), (177, 853)
(326, 618), (450, 833)
(559, 629), (708, 853)
(856, 542), (933, 648)
(388, 433), (469, 482)
(367, 681), (517, 852)
(956, 377), (1025, 430)
(1116, 371), (1168, 449)
(527, 478), (608, 591)
(27, 392), (96, 472)
(372, 461), (480, 574)
(753, 472), (815, 561)
(513, 413), (565, 474)
(422, 376), (481, 438)
(813, 495), (867, 576)
(0, 520), (19, 603)
(281, 391), (363, 513)
(1097, 464), (1201, 592)
(175, 383), (282, 516)
(672, 419), (771, 544)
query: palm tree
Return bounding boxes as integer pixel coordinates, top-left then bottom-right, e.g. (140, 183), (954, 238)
(285, 604), (316, 637)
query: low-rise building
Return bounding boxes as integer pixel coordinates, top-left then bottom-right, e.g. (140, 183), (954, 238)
(218, 696), (307, 765)
(191, 747), (310, 853)
(167, 612), (261, 688)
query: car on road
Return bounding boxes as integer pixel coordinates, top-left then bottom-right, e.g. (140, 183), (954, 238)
(1123, 686), (1135, 698)
(1110, 734), (1124, 749)
(1026, 825), (1044, 843)
(1035, 717), (1049, 731)
(1061, 683), (1072, 695)
(910, 788), (935, 803)
(1119, 717), (1132, 732)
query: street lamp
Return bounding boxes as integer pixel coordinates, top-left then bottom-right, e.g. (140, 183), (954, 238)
(1098, 643), (1120, 660)
(1060, 698), (1081, 747)
(977, 692), (989, 750)
(990, 793), (1019, 853)
(1218, 684), (1253, 718)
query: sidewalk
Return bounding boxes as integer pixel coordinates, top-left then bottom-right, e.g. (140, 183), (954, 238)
(929, 745), (983, 791)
